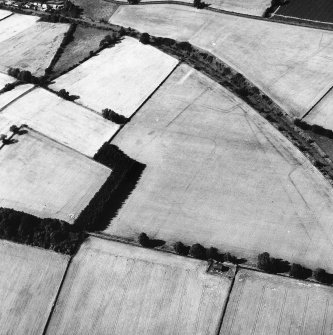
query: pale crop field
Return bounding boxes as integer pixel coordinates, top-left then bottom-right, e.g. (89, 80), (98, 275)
(304, 88), (333, 131)
(110, 5), (333, 118)
(0, 129), (111, 223)
(0, 13), (38, 43)
(0, 83), (34, 111)
(50, 37), (178, 117)
(0, 240), (69, 335)
(0, 9), (12, 20)
(46, 237), (232, 335)
(0, 72), (15, 89)
(0, 21), (69, 76)
(2, 88), (120, 157)
(108, 64), (333, 272)
(221, 269), (333, 334)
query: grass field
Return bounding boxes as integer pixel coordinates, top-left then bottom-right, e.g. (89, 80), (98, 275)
(53, 26), (108, 77)
(276, 0), (333, 24)
(0, 129), (111, 223)
(0, 239), (69, 335)
(46, 237), (232, 334)
(221, 269), (333, 334)
(110, 5), (333, 118)
(2, 88), (119, 156)
(0, 83), (34, 110)
(0, 9), (12, 20)
(72, 0), (118, 21)
(304, 88), (333, 132)
(50, 37), (178, 117)
(0, 13), (38, 43)
(107, 64), (333, 272)
(0, 21), (69, 76)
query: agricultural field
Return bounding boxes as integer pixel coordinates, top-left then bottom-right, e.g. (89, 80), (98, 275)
(220, 269), (333, 334)
(110, 5), (333, 118)
(0, 13), (38, 43)
(53, 26), (108, 77)
(0, 21), (69, 76)
(50, 37), (178, 117)
(46, 237), (232, 334)
(0, 83), (34, 110)
(72, 0), (118, 21)
(304, 88), (333, 132)
(0, 239), (69, 335)
(0, 72), (16, 89)
(0, 9), (12, 20)
(275, 0), (333, 24)
(108, 64), (333, 272)
(2, 88), (119, 157)
(0, 129), (111, 223)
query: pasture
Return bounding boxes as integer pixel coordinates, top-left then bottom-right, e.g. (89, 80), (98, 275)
(110, 5), (333, 118)
(53, 26), (108, 77)
(0, 129), (111, 223)
(0, 84), (34, 110)
(304, 89), (333, 132)
(72, 0), (118, 21)
(2, 88), (119, 157)
(46, 237), (231, 334)
(0, 239), (69, 335)
(0, 9), (12, 20)
(50, 37), (178, 117)
(0, 13), (38, 43)
(108, 64), (333, 272)
(220, 269), (333, 334)
(276, 0), (333, 24)
(0, 21), (69, 76)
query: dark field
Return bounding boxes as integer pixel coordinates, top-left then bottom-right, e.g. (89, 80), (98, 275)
(276, 0), (333, 24)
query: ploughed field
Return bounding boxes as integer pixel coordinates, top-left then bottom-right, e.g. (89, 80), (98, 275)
(108, 64), (333, 272)
(275, 0), (333, 24)
(46, 237), (232, 334)
(0, 240), (69, 335)
(1, 88), (119, 157)
(50, 36), (178, 117)
(0, 127), (111, 223)
(110, 4), (333, 118)
(220, 269), (333, 334)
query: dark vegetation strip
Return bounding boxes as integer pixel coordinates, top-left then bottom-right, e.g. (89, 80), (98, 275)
(74, 143), (146, 231)
(0, 80), (22, 95)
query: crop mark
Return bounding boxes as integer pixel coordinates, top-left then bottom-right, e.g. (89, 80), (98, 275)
(300, 294), (309, 335)
(250, 285), (266, 335)
(321, 298), (330, 335)
(276, 289), (288, 335)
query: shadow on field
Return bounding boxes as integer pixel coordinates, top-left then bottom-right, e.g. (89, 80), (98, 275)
(91, 161), (146, 232)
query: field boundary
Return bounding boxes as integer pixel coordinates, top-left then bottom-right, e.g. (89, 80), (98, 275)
(0, 11), (13, 22)
(274, 13), (333, 26)
(0, 85), (36, 112)
(41, 255), (74, 335)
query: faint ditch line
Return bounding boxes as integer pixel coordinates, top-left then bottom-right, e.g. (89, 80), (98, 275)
(41, 254), (73, 335)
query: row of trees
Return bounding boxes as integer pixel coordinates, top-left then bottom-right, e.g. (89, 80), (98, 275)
(0, 208), (84, 255)
(258, 252), (333, 284)
(102, 109), (128, 124)
(7, 68), (45, 85)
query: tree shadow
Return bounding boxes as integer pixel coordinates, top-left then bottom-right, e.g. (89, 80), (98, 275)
(146, 238), (166, 248)
(3, 138), (18, 145)
(17, 129), (28, 135)
(90, 161), (146, 232)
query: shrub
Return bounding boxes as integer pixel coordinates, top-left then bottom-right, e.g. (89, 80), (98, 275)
(189, 243), (206, 259)
(102, 108), (128, 124)
(139, 33), (150, 45)
(138, 232), (150, 247)
(173, 241), (189, 256)
(290, 263), (312, 279)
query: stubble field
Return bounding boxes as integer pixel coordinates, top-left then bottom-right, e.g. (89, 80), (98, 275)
(50, 37), (178, 117)
(2, 88), (119, 157)
(108, 64), (333, 272)
(0, 13), (38, 43)
(110, 5), (333, 118)
(46, 237), (232, 334)
(0, 240), (69, 335)
(0, 129), (111, 223)
(220, 269), (333, 334)
(0, 21), (69, 76)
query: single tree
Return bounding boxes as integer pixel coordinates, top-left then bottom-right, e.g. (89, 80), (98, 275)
(206, 247), (219, 260)
(138, 232), (150, 247)
(189, 243), (206, 259)
(173, 241), (188, 256)
(258, 252), (271, 272)
(139, 33), (150, 45)
(10, 125), (20, 134)
(314, 268), (331, 284)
